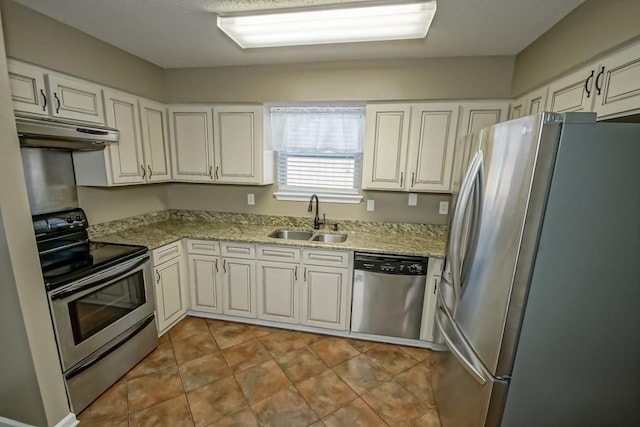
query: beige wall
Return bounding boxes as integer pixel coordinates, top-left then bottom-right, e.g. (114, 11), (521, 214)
(0, 0), (165, 100)
(512, 0), (640, 96)
(0, 11), (70, 425)
(77, 184), (170, 225)
(167, 184), (451, 225)
(164, 57), (514, 103)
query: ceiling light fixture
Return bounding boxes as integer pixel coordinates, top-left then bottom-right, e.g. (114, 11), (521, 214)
(216, 0), (437, 49)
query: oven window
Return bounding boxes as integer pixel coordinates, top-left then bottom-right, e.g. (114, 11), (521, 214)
(68, 270), (146, 344)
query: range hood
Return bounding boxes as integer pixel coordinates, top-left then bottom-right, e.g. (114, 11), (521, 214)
(16, 114), (119, 151)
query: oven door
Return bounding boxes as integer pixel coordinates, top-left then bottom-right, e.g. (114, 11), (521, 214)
(48, 254), (154, 371)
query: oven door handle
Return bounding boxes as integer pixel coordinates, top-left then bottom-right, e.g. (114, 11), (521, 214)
(50, 254), (149, 301)
(64, 314), (155, 380)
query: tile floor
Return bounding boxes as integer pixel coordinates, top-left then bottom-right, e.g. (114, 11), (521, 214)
(78, 316), (442, 427)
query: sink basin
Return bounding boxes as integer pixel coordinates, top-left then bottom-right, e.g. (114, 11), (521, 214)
(268, 229), (314, 240)
(311, 233), (348, 243)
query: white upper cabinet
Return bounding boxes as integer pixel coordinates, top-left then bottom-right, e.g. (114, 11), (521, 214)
(458, 101), (510, 137)
(139, 99), (172, 182)
(362, 104), (411, 190)
(406, 103), (460, 192)
(7, 60), (48, 116)
(593, 42), (640, 118)
(526, 86), (548, 115)
(7, 59), (104, 124)
(213, 105), (272, 184)
(546, 63), (596, 113)
(509, 96), (526, 120)
(169, 106), (215, 182)
(363, 103), (459, 192)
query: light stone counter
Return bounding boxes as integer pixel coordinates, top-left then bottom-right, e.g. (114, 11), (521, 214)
(90, 210), (447, 258)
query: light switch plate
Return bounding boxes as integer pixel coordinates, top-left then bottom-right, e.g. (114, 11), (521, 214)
(247, 193), (255, 205)
(367, 199), (375, 211)
(439, 201), (449, 215)
(408, 193), (418, 206)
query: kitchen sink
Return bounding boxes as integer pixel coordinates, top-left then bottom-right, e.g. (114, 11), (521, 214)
(268, 229), (348, 243)
(268, 229), (314, 240)
(311, 233), (348, 243)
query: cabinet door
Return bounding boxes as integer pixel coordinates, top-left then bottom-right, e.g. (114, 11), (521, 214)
(7, 60), (48, 116)
(420, 258), (444, 342)
(509, 96), (526, 120)
(222, 258), (256, 318)
(362, 104), (411, 190)
(546, 64), (596, 113)
(526, 87), (549, 115)
(46, 74), (105, 124)
(189, 254), (223, 314)
(595, 43), (640, 118)
(458, 102), (510, 137)
(256, 260), (299, 324)
(300, 265), (349, 331)
(155, 257), (187, 334)
(139, 99), (172, 182)
(406, 103), (459, 192)
(103, 89), (145, 184)
(213, 106), (263, 184)
(169, 106), (214, 182)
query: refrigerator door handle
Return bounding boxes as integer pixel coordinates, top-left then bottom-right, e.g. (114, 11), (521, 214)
(435, 309), (487, 385)
(450, 151), (484, 308)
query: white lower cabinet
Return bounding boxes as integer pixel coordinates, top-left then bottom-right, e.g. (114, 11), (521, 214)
(300, 249), (352, 331)
(221, 242), (257, 318)
(257, 260), (299, 324)
(189, 254), (223, 314)
(153, 242), (188, 335)
(420, 258), (444, 342)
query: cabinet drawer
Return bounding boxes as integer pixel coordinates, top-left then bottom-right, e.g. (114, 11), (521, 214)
(152, 241), (183, 265)
(302, 249), (349, 267)
(187, 239), (220, 256)
(257, 245), (301, 263)
(221, 242), (256, 259)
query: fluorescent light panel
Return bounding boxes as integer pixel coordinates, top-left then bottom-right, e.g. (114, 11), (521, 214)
(217, 1), (436, 49)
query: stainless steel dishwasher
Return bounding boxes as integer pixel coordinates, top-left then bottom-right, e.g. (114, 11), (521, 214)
(351, 252), (428, 340)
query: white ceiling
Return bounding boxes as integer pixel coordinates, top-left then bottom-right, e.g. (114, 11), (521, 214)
(14, 0), (585, 69)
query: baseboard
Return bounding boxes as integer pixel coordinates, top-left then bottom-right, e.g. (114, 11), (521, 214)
(54, 413), (78, 427)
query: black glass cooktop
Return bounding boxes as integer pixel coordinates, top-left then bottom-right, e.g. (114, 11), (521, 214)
(42, 241), (148, 290)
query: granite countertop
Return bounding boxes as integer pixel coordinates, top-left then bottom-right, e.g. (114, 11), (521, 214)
(90, 211), (448, 258)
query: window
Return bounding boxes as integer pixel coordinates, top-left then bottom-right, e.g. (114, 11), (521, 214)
(270, 105), (365, 203)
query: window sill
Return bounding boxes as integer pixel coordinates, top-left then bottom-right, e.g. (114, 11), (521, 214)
(274, 192), (363, 204)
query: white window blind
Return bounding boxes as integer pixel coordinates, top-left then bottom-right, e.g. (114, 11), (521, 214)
(270, 106), (365, 196)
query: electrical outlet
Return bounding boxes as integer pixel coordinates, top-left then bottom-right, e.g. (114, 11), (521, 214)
(408, 193), (418, 206)
(439, 201), (449, 215)
(247, 193), (255, 205)
(366, 199), (375, 211)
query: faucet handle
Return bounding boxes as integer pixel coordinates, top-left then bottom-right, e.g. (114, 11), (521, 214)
(332, 223), (339, 232)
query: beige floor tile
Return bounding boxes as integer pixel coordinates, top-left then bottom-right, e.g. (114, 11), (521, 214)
(172, 332), (219, 364)
(394, 363), (435, 407)
(212, 323), (256, 349)
(235, 359), (292, 403)
(128, 395), (193, 427)
(347, 338), (378, 353)
(251, 387), (318, 427)
(244, 324), (278, 338)
(127, 343), (176, 379)
(365, 344), (418, 376)
(186, 376), (247, 427)
(205, 318), (230, 331)
(296, 369), (357, 417)
(362, 381), (428, 426)
(398, 345), (435, 364)
(322, 398), (387, 427)
(259, 331), (308, 358)
(169, 316), (210, 342)
(158, 333), (171, 346)
(333, 354), (391, 395)
(311, 337), (360, 366)
(275, 346), (327, 383)
(291, 330), (325, 345)
(206, 406), (259, 427)
(222, 339), (272, 373)
(178, 352), (232, 392)
(77, 416), (129, 427)
(413, 409), (442, 427)
(78, 381), (128, 421)
(127, 365), (184, 413)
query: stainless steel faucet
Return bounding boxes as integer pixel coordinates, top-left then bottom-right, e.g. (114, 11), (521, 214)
(307, 194), (325, 230)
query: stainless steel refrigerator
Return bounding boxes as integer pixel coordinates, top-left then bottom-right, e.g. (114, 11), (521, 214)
(433, 112), (640, 426)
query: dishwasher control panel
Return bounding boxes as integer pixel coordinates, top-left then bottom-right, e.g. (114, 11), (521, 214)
(354, 253), (428, 275)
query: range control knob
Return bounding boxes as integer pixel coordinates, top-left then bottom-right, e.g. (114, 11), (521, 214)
(66, 217), (73, 223)
(75, 215), (83, 222)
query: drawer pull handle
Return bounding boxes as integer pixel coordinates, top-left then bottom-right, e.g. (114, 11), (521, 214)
(215, 258), (219, 272)
(141, 165), (146, 179)
(303, 267), (307, 281)
(155, 270), (160, 283)
(294, 266), (298, 280)
(54, 92), (61, 113)
(585, 69), (594, 98)
(40, 89), (47, 111)
(223, 259), (227, 272)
